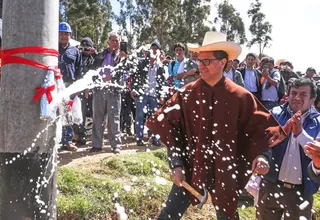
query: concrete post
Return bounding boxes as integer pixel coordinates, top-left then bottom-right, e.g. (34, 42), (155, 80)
(0, 0), (58, 219)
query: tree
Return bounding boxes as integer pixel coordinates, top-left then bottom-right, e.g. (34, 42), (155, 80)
(132, 0), (179, 52)
(60, 0), (113, 50)
(247, 0), (272, 59)
(214, 0), (246, 45)
(113, 0), (212, 55)
(113, 0), (136, 51)
(169, 0), (211, 51)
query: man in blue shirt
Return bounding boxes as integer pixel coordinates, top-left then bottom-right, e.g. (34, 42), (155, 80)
(168, 43), (187, 90)
(257, 78), (320, 219)
(58, 22), (82, 84)
(58, 22), (82, 151)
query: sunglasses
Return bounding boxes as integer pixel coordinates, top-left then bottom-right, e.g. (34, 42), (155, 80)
(197, 58), (220, 66)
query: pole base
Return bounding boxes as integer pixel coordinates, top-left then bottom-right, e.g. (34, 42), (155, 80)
(0, 152), (56, 219)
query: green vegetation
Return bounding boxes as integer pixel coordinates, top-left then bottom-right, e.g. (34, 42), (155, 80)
(57, 148), (320, 219)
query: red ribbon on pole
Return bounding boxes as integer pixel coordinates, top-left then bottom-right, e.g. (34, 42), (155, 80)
(32, 85), (56, 104)
(1, 46), (59, 73)
(1, 46), (59, 103)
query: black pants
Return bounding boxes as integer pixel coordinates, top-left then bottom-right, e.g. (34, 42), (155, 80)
(158, 184), (239, 220)
(256, 179), (313, 220)
(120, 91), (135, 133)
(73, 91), (93, 143)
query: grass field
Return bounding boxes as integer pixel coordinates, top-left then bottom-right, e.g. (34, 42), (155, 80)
(57, 148), (320, 220)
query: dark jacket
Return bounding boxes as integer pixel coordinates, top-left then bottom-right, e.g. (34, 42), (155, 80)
(265, 103), (320, 197)
(92, 48), (125, 86)
(239, 67), (262, 99)
(131, 58), (167, 99)
(307, 162), (320, 184)
(59, 43), (83, 83)
(229, 66), (244, 87)
(82, 53), (96, 74)
(281, 70), (300, 83)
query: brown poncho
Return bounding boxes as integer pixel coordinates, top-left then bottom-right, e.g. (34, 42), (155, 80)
(146, 77), (286, 219)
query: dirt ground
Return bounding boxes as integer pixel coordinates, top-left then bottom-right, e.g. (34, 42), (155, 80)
(58, 134), (164, 168)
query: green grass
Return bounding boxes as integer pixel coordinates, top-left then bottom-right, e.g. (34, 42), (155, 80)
(57, 148), (320, 219)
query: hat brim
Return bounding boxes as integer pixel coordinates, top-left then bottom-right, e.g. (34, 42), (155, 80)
(187, 42), (242, 60)
(275, 59), (286, 66)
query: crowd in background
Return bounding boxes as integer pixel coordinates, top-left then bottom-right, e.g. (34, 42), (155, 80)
(56, 22), (320, 155)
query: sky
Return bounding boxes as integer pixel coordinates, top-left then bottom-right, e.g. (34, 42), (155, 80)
(110, 0), (320, 73)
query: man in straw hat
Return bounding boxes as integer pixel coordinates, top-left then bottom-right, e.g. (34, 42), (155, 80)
(146, 31), (287, 219)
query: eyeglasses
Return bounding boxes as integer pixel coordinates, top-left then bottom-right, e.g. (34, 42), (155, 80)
(197, 59), (220, 66)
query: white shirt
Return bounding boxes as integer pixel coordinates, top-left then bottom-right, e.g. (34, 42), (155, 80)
(223, 69), (233, 81)
(244, 68), (257, 92)
(177, 58), (188, 74)
(261, 70), (280, 102)
(145, 64), (158, 97)
(278, 109), (319, 184)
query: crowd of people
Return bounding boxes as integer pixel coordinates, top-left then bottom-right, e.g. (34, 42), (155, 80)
(57, 21), (320, 219)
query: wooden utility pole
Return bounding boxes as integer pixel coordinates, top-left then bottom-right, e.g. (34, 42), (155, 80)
(0, 0), (58, 219)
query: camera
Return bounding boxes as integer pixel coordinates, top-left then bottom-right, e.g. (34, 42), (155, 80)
(262, 65), (268, 72)
(78, 46), (91, 53)
(120, 41), (128, 54)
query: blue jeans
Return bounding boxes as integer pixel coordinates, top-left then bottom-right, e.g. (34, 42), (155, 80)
(157, 184), (239, 220)
(61, 125), (74, 144)
(135, 95), (158, 141)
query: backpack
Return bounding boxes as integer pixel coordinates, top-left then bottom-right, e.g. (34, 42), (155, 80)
(270, 70), (286, 102)
(170, 61), (176, 73)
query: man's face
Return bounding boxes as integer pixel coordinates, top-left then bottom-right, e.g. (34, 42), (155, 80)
(151, 45), (159, 55)
(59, 32), (71, 45)
(108, 36), (120, 51)
(174, 47), (185, 60)
(306, 70), (315, 78)
(246, 56), (255, 68)
(81, 42), (92, 55)
(226, 60), (233, 70)
(144, 51), (150, 58)
(198, 51), (226, 82)
(233, 61), (239, 69)
(190, 51), (198, 61)
(266, 62), (274, 71)
(288, 85), (315, 113)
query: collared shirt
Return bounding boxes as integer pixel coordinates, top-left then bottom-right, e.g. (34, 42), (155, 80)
(223, 69), (233, 81)
(244, 68), (257, 92)
(182, 59), (198, 85)
(278, 107), (318, 184)
(261, 70), (280, 102)
(169, 58), (187, 89)
(101, 50), (114, 82)
(145, 64), (158, 97)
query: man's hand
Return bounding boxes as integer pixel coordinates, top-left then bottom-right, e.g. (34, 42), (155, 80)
(282, 119), (292, 135)
(130, 91), (136, 101)
(261, 70), (269, 78)
(291, 110), (302, 136)
(89, 47), (96, 55)
(170, 167), (186, 187)
(304, 137), (320, 169)
(159, 98), (165, 105)
(252, 156), (270, 175)
(84, 89), (90, 99)
(119, 51), (128, 59)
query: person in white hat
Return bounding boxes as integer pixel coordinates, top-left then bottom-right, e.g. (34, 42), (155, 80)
(146, 31), (286, 220)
